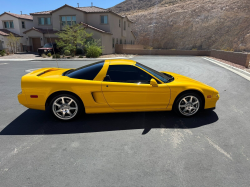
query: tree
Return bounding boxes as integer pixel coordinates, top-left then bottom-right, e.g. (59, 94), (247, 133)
(55, 24), (92, 54)
(6, 33), (21, 54)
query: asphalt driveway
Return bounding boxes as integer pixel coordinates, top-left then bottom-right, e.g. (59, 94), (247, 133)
(0, 56), (250, 187)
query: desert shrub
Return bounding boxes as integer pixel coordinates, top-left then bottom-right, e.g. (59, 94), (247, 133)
(143, 45), (153, 50)
(76, 48), (84, 55)
(42, 53), (46, 58)
(79, 55), (83, 58)
(47, 53), (51, 57)
(85, 46), (102, 58)
(0, 50), (5, 56)
(56, 54), (60, 58)
(64, 50), (70, 56)
(85, 40), (102, 58)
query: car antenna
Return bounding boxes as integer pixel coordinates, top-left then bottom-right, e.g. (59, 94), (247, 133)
(46, 28), (59, 68)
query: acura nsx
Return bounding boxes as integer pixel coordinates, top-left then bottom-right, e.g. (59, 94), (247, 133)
(18, 59), (219, 120)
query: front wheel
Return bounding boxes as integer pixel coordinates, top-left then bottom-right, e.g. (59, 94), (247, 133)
(174, 92), (202, 117)
(49, 94), (82, 121)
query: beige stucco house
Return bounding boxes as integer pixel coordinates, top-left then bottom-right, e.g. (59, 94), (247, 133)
(23, 4), (135, 54)
(0, 12), (33, 52)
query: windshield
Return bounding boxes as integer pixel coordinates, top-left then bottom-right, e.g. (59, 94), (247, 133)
(43, 43), (53, 48)
(136, 62), (170, 83)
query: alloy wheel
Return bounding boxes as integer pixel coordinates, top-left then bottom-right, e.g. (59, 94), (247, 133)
(178, 95), (200, 116)
(52, 96), (78, 120)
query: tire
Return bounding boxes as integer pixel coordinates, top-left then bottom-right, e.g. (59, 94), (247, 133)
(173, 92), (202, 117)
(49, 94), (83, 121)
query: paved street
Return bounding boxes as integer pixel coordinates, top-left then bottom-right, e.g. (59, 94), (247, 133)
(0, 56), (250, 187)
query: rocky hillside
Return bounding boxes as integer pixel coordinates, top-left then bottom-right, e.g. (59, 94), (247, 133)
(111, 0), (250, 51)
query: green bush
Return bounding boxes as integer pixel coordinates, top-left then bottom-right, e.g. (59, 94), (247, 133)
(47, 53), (52, 57)
(76, 48), (83, 55)
(64, 50), (70, 56)
(56, 54), (60, 58)
(86, 46), (102, 58)
(79, 55), (83, 58)
(42, 53), (46, 58)
(71, 53), (75, 57)
(52, 54), (56, 58)
(0, 51), (4, 56)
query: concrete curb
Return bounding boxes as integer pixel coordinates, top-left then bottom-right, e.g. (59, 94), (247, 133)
(202, 57), (250, 81)
(0, 56), (134, 61)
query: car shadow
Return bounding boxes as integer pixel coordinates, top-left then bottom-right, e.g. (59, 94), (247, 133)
(0, 109), (218, 135)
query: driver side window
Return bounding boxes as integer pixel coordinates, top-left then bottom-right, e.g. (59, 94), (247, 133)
(104, 65), (156, 84)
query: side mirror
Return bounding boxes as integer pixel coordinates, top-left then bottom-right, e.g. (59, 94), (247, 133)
(150, 78), (158, 87)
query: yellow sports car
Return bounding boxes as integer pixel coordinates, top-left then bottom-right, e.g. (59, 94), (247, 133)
(18, 59), (219, 120)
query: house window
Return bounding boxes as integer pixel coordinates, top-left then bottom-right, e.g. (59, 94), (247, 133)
(3, 21), (14, 28)
(61, 16), (76, 26)
(124, 21), (126, 30)
(21, 21), (25, 29)
(131, 40), (132, 44)
(112, 38), (115, 48)
(38, 17), (51, 25)
(116, 38), (118, 44)
(120, 39), (122, 44)
(101, 15), (108, 24)
(119, 19), (121, 27)
(124, 39), (126, 44)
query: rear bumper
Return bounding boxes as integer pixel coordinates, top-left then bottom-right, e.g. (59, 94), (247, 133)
(18, 91), (27, 106)
(17, 91), (45, 110)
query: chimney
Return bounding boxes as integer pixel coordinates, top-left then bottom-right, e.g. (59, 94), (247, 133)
(91, 2), (93, 7)
(20, 11), (22, 15)
(77, 3), (79, 7)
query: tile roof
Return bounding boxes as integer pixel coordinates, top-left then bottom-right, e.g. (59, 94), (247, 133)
(23, 27), (58, 34)
(0, 12), (33, 20)
(30, 10), (53, 15)
(0, 29), (22, 37)
(80, 22), (112, 35)
(29, 4), (134, 22)
(77, 6), (109, 13)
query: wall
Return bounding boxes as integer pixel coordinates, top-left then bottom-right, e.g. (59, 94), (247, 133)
(87, 13), (111, 33)
(115, 45), (250, 68)
(51, 6), (85, 31)
(0, 14), (21, 35)
(210, 50), (250, 68)
(116, 45), (210, 56)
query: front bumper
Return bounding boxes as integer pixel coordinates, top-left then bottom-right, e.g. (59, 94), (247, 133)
(205, 94), (220, 109)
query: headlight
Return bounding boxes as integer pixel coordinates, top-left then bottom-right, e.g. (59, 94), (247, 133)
(44, 50), (47, 52)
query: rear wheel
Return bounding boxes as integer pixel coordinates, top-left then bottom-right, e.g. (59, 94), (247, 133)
(174, 92), (202, 117)
(49, 94), (82, 121)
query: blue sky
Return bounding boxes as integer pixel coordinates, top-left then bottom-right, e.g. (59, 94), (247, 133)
(0, 0), (124, 15)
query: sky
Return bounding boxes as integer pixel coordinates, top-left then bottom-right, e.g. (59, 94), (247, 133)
(0, 0), (124, 15)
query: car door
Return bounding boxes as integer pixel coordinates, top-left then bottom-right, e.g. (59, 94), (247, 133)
(101, 65), (171, 110)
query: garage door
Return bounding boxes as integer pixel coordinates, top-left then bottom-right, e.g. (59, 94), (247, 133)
(32, 38), (41, 52)
(47, 38), (58, 43)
